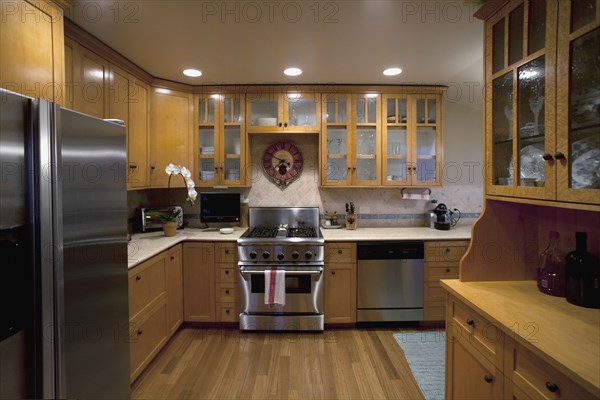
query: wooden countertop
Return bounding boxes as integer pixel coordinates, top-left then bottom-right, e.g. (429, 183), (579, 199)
(441, 279), (600, 396)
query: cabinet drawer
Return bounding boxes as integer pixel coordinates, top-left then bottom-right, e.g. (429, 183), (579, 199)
(217, 267), (236, 284)
(217, 303), (238, 322)
(128, 256), (166, 319)
(129, 301), (168, 381)
(215, 242), (236, 263)
(425, 241), (468, 265)
(424, 300), (446, 321)
(325, 243), (356, 264)
(216, 283), (238, 303)
(425, 266), (459, 282)
(506, 338), (597, 400)
(449, 295), (503, 368)
(424, 281), (446, 301)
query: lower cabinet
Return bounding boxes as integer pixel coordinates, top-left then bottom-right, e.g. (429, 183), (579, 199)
(424, 241), (468, 321)
(128, 244), (182, 383)
(324, 242), (356, 324)
(182, 241), (239, 323)
(446, 294), (596, 400)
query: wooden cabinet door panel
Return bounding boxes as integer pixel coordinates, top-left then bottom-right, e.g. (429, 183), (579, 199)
(324, 263), (356, 324)
(128, 78), (149, 188)
(166, 245), (183, 334)
(183, 243), (215, 322)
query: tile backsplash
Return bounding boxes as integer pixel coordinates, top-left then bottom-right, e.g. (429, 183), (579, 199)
(129, 132), (483, 229)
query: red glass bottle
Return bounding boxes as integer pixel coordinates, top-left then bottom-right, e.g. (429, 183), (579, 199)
(537, 231), (566, 297)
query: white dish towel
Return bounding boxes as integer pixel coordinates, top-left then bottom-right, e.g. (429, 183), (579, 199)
(264, 269), (286, 306)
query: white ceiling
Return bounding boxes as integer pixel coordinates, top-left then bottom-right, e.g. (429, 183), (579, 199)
(67, 0), (485, 108)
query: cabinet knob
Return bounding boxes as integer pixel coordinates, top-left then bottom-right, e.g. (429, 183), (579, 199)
(170, 256), (175, 260)
(352, 167), (356, 171)
(129, 164), (137, 169)
(284, 122), (288, 127)
(331, 271), (336, 276)
(137, 329), (143, 335)
(225, 309), (230, 314)
(150, 166), (155, 170)
(484, 374), (493, 384)
(466, 319), (474, 326)
(225, 249), (229, 254)
(135, 275), (141, 281)
(545, 382), (558, 393)
(225, 290), (230, 294)
(554, 152), (566, 160)
(215, 166), (219, 170)
(278, 122), (283, 127)
(446, 268), (451, 273)
(542, 152), (553, 161)
(338, 250), (342, 255)
(225, 270), (229, 275)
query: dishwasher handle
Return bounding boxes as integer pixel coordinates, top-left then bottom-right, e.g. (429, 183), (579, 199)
(357, 241), (424, 260)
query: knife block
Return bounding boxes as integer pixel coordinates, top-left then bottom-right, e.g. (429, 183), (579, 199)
(345, 212), (357, 230)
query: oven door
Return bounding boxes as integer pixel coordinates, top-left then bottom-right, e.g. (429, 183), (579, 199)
(239, 265), (324, 314)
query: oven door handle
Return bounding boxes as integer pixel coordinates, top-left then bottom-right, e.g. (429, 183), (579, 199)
(239, 267), (323, 276)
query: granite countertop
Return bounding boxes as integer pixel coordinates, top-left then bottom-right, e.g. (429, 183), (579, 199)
(128, 225), (472, 269)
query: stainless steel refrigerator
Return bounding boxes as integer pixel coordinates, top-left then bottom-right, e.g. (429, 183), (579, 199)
(0, 88), (130, 399)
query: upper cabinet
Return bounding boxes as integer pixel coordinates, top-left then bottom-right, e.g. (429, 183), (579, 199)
(383, 94), (443, 187)
(321, 94), (381, 186)
(1, 0), (65, 103)
(246, 91), (321, 132)
(485, 0), (599, 207)
(149, 88), (193, 188)
(127, 77), (150, 189)
(195, 94), (247, 186)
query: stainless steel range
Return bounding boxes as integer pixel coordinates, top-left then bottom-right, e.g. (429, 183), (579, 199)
(237, 207), (324, 331)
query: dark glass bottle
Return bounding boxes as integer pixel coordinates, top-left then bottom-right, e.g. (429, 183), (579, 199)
(537, 231), (565, 296)
(565, 232), (600, 308)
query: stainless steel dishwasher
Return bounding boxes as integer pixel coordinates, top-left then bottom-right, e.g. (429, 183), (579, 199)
(356, 242), (424, 322)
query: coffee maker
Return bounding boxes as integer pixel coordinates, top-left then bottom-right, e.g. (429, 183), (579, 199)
(432, 203), (461, 230)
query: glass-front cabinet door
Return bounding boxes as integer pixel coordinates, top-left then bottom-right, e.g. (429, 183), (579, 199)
(487, 0), (558, 200)
(413, 95), (442, 186)
(195, 94), (246, 186)
(556, 0), (600, 204)
(321, 94), (352, 185)
(382, 95), (409, 185)
(352, 94), (381, 186)
(246, 91), (320, 132)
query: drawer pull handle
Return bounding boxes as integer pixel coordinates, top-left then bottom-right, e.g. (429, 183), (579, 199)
(446, 268), (450, 273)
(225, 270), (229, 275)
(445, 248), (450, 252)
(484, 374), (493, 384)
(137, 329), (143, 335)
(225, 290), (230, 294)
(225, 309), (230, 314)
(170, 256), (175, 260)
(338, 250), (342, 254)
(332, 271), (336, 276)
(225, 249), (229, 254)
(135, 276), (141, 281)
(466, 319), (474, 326)
(545, 382), (558, 393)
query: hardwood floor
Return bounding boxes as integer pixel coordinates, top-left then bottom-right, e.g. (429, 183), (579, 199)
(131, 328), (425, 399)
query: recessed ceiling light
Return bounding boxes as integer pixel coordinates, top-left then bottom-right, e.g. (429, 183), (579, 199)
(183, 69), (202, 77)
(383, 67), (403, 76)
(284, 67), (302, 76)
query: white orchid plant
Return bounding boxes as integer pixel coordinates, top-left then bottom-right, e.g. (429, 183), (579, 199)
(149, 164), (197, 224)
(165, 163), (198, 206)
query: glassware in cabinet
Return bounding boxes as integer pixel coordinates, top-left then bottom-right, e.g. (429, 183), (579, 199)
(321, 94), (352, 185)
(352, 94), (380, 186)
(247, 92), (320, 132)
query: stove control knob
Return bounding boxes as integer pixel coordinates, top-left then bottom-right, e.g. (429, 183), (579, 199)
(249, 251), (257, 260)
(305, 250), (313, 260)
(262, 251), (271, 260)
(291, 251), (300, 260)
(277, 253), (285, 261)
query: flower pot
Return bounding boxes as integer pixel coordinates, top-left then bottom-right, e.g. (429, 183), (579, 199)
(162, 222), (178, 237)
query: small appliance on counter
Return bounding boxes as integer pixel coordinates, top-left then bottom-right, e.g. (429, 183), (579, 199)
(141, 206), (183, 231)
(432, 203), (461, 230)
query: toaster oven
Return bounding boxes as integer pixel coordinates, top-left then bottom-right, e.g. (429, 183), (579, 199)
(140, 206), (184, 232)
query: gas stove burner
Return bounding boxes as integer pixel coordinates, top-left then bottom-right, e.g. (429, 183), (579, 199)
(287, 227), (317, 238)
(247, 226), (278, 238)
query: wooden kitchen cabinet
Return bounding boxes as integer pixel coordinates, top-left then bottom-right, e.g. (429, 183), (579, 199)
(195, 94), (247, 186)
(423, 241), (467, 321)
(382, 94), (443, 187)
(246, 91), (321, 133)
(324, 242), (357, 324)
(214, 242), (239, 322)
(320, 94), (381, 186)
(127, 77), (150, 188)
(485, 0), (600, 208)
(150, 88), (194, 187)
(182, 242), (216, 322)
(0, 0), (64, 103)
(165, 244), (183, 334)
